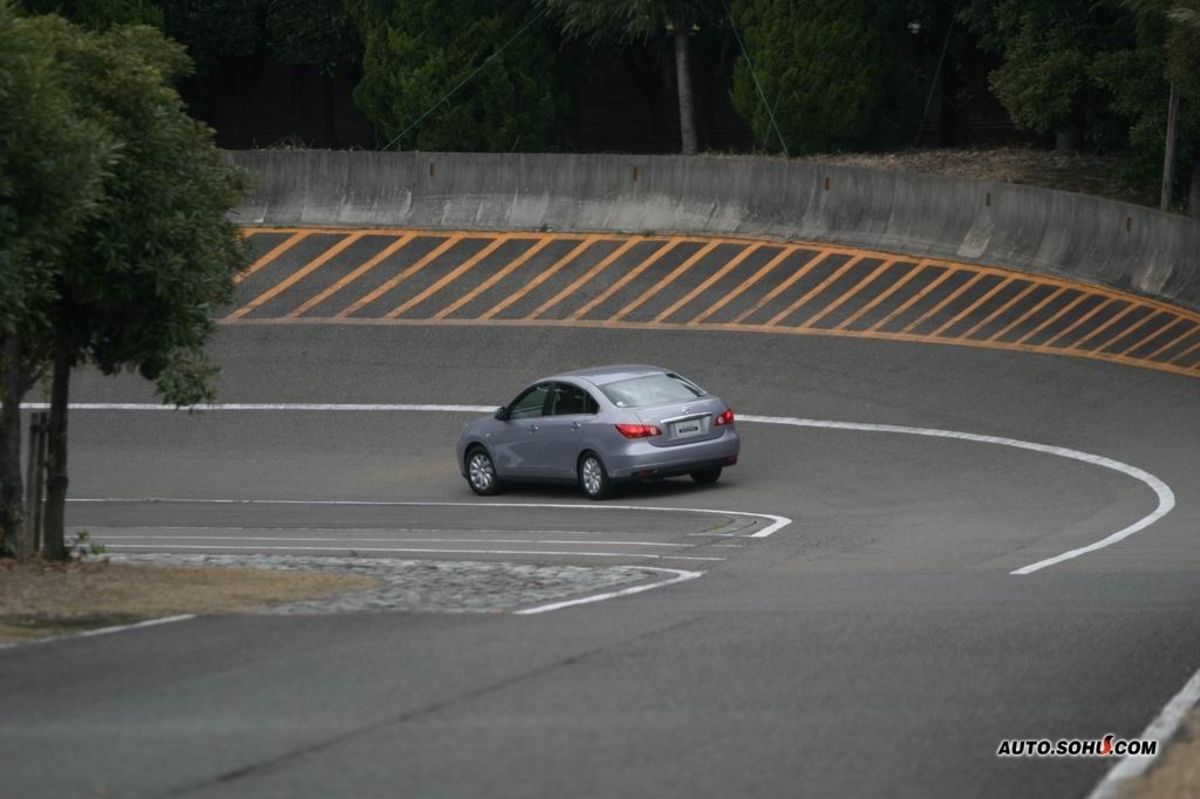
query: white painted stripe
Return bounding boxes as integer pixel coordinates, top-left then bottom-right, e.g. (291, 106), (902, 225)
(739, 415), (1175, 575)
(514, 567), (703, 615)
(1087, 665), (1200, 799)
(46, 401), (1175, 571)
(68, 498), (789, 540)
(0, 614), (196, 653)
(94, 534), (692, 548)
(76, 525), (636, 537)
(103, 543), (725, 562)
(22, 402), (496, 413)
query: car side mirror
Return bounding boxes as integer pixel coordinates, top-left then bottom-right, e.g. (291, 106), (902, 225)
(494, 406), (509, 421)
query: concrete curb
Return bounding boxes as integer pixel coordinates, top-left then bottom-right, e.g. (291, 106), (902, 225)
(228, 150), (1200, 311)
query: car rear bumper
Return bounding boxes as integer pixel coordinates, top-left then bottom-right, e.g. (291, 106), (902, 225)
(605, 430), (740, 480)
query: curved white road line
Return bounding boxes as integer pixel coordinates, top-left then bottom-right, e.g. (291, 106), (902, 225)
(515, 567), (702, 615)
(41, 401), (1175, 575)
(68, 497), (772, 614)
(100, 542), (725, 562)
(67, 497), (790, 540)
(739, 415), (1176, 575)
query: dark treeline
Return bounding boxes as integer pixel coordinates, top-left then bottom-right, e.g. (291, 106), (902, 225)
(17, 0), (1200, 211)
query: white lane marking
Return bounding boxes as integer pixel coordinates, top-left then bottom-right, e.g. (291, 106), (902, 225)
(47, 402), (1176, 571)
(94, 534), (693, 548)
(67, 497), (788, 539)
(515, 567), (703, 615)
(104, 543), (725, 562)
(1087, 665), (1200, 799)
(0, 614), (196, 653)
(23, 402), (497, 413)
(75, 525), (641, 537)
(739, 415), (1175, 575)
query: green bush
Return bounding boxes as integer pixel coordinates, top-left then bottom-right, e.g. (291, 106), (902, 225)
(729, 0), (918, 154)
(348, 0), (563, 151)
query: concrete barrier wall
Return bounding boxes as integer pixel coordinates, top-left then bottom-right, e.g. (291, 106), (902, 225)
(229, 150), (1200, 309)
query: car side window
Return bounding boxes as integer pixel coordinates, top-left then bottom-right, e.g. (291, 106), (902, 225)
(508, 384), (551, 419)
(549, 383), (598, 416)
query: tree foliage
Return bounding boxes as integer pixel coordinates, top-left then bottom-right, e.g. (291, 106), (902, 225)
(348, 0), (561, 151)
(266, 0), (359, 76)
(0, 7), (114, 335)
(26, 0), (362, 78)
(1093, 0), (1200, 201)
(962, 0), (1134, 147)
(0, 2), (117, 557)
(158, 0), (264, 74)
(537, 0), (723, 154)
(730, 0), (919, 154)
(536, 0), (717, 41)
(0, 9), (248, 558)
(17, 0), (162, 29)
(43, 22), (248, 402)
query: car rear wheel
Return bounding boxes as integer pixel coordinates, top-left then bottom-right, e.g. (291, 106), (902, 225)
(578, 453), (614, 500)
(466, 448), (502, 496)
(690, 467), (722, 485)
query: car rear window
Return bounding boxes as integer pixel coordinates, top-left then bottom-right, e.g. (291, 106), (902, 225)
(599, 373), (704, 408)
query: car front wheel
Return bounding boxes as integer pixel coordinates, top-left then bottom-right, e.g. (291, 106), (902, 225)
(466, 448), (502, 496)
(578, 453), (614, 500)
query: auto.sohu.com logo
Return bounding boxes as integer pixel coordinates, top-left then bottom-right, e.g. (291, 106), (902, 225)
(997, 734), (1157, 758)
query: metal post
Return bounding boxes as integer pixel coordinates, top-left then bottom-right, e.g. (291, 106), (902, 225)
(1161, 82), (1180, 212)
(35, 413), (46, 553)
(24, 411), (47, 556)
(23, 412), (38, 557)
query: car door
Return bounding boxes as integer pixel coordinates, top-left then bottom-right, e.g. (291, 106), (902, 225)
(535, 382), (597, 478)
(490, 383), (552, 477)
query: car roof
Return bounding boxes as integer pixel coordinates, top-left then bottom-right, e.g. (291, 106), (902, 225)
(541, 364), (668, 386)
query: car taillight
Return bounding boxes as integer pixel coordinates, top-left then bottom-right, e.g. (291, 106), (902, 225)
(714, 408), (734, 426)
(615, 423), (661, 439)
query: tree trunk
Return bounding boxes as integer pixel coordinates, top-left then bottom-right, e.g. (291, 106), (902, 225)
(1054, 129), (1077, 152)
(0, 334), (24, 558)
(672, 3), (698, 156)
(1162, 81), (1180, 212)
(326, 72), (338, 148)
(1054, 103), (1087, 152)
(41, 341), (70, 560)
(938, 51), (960, 147)
(1189, 158), (1200, 220)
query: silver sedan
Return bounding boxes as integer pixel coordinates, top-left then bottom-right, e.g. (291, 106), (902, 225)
(457, 365), (740, 500)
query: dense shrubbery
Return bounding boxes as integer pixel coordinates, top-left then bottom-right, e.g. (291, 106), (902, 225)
(729, 0), (921, 154)
(348, 0), (562, 151)
(12, 0), (1200, 209)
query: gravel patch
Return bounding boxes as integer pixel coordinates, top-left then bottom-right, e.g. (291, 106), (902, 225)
(110, 553), (654, 614)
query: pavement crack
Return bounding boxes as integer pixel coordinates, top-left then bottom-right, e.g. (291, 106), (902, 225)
(159, 616), (705, 797)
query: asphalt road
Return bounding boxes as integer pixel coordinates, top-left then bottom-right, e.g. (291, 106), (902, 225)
(3, 323), (1199, 798)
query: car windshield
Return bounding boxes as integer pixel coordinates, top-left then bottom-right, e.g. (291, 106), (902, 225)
(598, 373), (704, 408)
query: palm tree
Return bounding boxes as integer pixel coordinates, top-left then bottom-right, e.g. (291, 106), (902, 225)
(537, 0), (711, 155)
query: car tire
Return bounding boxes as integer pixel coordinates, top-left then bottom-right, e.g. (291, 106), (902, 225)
(466, 447), (502, 496)
(578, 452), (614, 500)
(690, 467), (722, 485)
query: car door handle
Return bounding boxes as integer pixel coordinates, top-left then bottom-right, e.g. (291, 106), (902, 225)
(570, 422), (581, 430)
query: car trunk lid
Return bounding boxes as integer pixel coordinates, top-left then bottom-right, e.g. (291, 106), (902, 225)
(634, 397), (727, 447)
